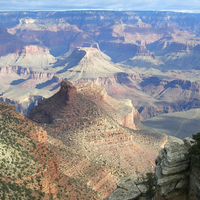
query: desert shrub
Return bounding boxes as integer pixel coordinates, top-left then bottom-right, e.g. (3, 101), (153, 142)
(186, 132), (200, 167)
(145, 172), (156, 200)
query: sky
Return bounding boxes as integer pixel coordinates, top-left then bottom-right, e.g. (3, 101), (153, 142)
(0, 0), (199, 13)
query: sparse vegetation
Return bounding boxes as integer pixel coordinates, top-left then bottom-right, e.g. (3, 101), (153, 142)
(186, 132), (200, 167)
(144, 172), (156, 200)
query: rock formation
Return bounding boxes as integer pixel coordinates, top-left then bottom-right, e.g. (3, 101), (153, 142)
(76, 81), (139, 130)
(154, 140), (190, 199)
(1, 11), (200, 123)
(104, 176), (148, 200)
(154, 138), (200, 200)
(59, 80), (77, 99)
(28, 80), (165, 198)
(106, 137), (200, 200)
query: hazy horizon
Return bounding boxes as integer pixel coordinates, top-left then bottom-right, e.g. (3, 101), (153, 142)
(0, 0), (199, 13)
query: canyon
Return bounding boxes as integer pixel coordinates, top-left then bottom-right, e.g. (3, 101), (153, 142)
(0, 11), (200, 127)
(0, 80), (166, 199)
(1, 10), (200, 199)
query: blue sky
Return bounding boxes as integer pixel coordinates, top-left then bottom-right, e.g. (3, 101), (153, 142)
(0, 0), (199, 13)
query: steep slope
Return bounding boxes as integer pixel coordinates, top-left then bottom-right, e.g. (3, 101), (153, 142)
(29, 80), (165, 198)
(138, 77), (200, 119)
(76, 82), (140, 129)
(0, 102), (99, 199)
(0, 45), (56, 68)
(0, 11), (200, 120)
(1, 11), (200, 132)
(0, 46), (124, 114)
(0, 102), (57, 199)
(85, 72), (200, 121)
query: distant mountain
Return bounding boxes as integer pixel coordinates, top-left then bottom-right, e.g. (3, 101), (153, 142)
(0, 11), (200, 125)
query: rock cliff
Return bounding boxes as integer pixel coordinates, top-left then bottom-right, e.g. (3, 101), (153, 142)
(104, 176), (148, 200)
(154, 138), (200, 200)
(29, 80), (165, 198)
(154, 140), (190, 199)
(106, 137), (200, 200)
(1, 11), (200, 122)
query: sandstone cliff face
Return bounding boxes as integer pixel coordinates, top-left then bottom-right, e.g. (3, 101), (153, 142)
(0, 66), (55, 79)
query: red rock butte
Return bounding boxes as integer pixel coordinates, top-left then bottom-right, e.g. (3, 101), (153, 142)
(29, 80), (166, 198)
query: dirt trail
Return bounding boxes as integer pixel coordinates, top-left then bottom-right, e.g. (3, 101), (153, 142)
(175, 109), (199, 137)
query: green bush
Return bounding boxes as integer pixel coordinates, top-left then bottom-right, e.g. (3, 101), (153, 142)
(145, 172), (156, 200)
(187, 132), (200, 167)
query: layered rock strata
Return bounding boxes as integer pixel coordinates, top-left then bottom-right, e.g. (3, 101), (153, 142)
(155, 140), (190, 199)
(154, 138), (200, 200)
(0, 101), (100, 199)
(29, 80), (163, 198)
(76, 81), (139, 130)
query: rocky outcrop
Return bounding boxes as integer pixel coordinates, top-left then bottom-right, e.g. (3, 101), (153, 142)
(29, 80), (163, 198)
(155, 140), (190, 199)
(105, 137), (199, 200)
(105, 176), (148, 200)
(154, 139), (200, 200)
(59, 80), (77, 99)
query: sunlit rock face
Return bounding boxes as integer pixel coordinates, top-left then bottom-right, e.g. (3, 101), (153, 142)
(28, 81), (164, 198)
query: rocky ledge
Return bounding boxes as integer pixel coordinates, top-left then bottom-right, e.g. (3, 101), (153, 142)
(106, 137), (200, 200)
(104, 176), (148, 200)
(155, 140), (190, 199)
(155, 138), (200, 200)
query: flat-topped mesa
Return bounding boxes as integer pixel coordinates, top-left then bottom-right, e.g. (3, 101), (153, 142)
(59, 80), (77, 100)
